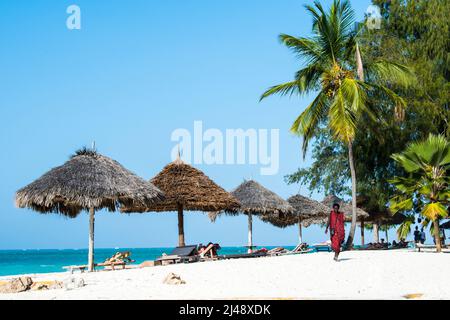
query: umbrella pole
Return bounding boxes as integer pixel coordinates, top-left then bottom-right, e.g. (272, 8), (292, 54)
(88, 207), (95, 272)
(248, 213), (253, 253)
(361, 217), (365, 246)
(177, 203), (185, 247)
(298, 216), (303, 245)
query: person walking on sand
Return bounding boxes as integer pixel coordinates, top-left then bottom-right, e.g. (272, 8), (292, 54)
(325, 203), (345, 261)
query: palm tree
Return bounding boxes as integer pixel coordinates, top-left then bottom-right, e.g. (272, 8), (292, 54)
(260, 0), (413, 248)
(395, 214), (415, 240)
(390, 134), (450, 252)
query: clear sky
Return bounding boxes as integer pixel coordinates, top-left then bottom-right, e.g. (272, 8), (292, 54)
(0, 0), (394, 250)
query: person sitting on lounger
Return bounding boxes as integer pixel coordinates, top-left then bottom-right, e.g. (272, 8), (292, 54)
(197, 244), (206, 254)
(199, 242), (221, 258)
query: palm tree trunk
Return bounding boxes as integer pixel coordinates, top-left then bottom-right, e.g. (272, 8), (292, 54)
(177, 203), (185, 247)
(373, 222), (379, 243)
(248, 213), (253, 253)
(88, 207), (95, 272)
(433, 219), (442, 252)
(345, 141), (358, 250)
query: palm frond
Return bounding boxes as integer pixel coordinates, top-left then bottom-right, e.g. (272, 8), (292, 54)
(290, 92), (328, 155)
(260, 81), (303, 101)
(328, 87), (356, 142)
(365, 60), (415, 88)
(279, 34), (323, 64)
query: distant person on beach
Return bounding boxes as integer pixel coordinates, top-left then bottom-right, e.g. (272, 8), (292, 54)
(325, 203), (345, 261)
(420, 227), (426, 244)
(413, 226), (421, 243)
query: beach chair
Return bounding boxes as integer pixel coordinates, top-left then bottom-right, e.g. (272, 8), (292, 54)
(314, 243), (332, 252)
(414, 243), (448, 252)
(287, 243), (313, 255)
(218, 251), (268, 260)
(199, 243), (220, 261)
(267, 247), (287, 256)
(63, 261), (127, 274)
(156, 245), (199, 265)
(63, 251), (135, 273)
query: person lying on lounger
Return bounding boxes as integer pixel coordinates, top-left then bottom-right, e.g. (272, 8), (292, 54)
(199, 242), (221, 258)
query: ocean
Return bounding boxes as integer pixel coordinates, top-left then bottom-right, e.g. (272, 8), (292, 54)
(0, 246), (297, 277)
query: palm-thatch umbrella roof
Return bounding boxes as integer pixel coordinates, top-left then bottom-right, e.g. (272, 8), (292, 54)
(259, 195), (329, 244)
(231, 180), (293, 215)
(211, 180), (293, 251)
(121, 158), (240, 246)
(15, 148), (164, 271)
(321, 195), (369, 222)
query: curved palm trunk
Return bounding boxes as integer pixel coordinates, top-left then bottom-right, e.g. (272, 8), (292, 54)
(345, 141), (357, 250)
(433, 219), (442, 252)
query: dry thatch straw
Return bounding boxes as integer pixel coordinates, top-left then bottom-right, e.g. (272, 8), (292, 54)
(121, 157), (240, 246)
(231, 180), (293, 215)
(121, 158), (240, 213)
(15, 148), (164, 271)
(321, 194), (369, 222)
(16, 148), (164, 217)
(210, 180), (293, 251)
(259, 194), (329, 244)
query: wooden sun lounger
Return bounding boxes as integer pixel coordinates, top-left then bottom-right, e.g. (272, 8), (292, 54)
(156, 245), (199, 264)
(284, 248), (314, 255)
(218, 251), (267, 260)
(415, 243), (448, 252)
(63, 261), (127, 274)
(314, 244), (332, 252)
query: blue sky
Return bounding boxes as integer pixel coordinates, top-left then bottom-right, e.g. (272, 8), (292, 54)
(0, 0), (393, 250)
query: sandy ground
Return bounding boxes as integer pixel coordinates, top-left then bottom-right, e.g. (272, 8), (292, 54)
(1, 250), (449, 300)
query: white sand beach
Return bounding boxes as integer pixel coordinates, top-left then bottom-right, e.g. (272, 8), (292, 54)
(1, 250), (449, 300)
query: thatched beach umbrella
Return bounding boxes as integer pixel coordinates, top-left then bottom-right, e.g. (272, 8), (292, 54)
(322, 195), (370, 245)
(211, 180), (293, 252)
(260, 195), (329, 244)
(121, 157), (240, 247)
(15, 148), (164, 272)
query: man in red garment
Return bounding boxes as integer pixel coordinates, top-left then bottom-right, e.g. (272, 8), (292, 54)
(325, 203), (345, 261)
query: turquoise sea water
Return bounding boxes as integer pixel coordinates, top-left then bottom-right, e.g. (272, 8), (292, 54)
(0, 246), (298, 277)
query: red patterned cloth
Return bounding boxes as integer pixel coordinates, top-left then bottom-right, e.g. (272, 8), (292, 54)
(330, 211), (345, 253)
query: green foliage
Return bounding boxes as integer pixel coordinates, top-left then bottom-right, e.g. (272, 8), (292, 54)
(285, 128), (350, 196)
(396, 214), (415, 240)
(261, 0), (412, 152)
(390, 134), (450, 222)
(285, 0), (449, 222)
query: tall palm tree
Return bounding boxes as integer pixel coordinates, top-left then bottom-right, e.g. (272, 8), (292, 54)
(260, 0), (414, 248)
(390, 134), (450, 252)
